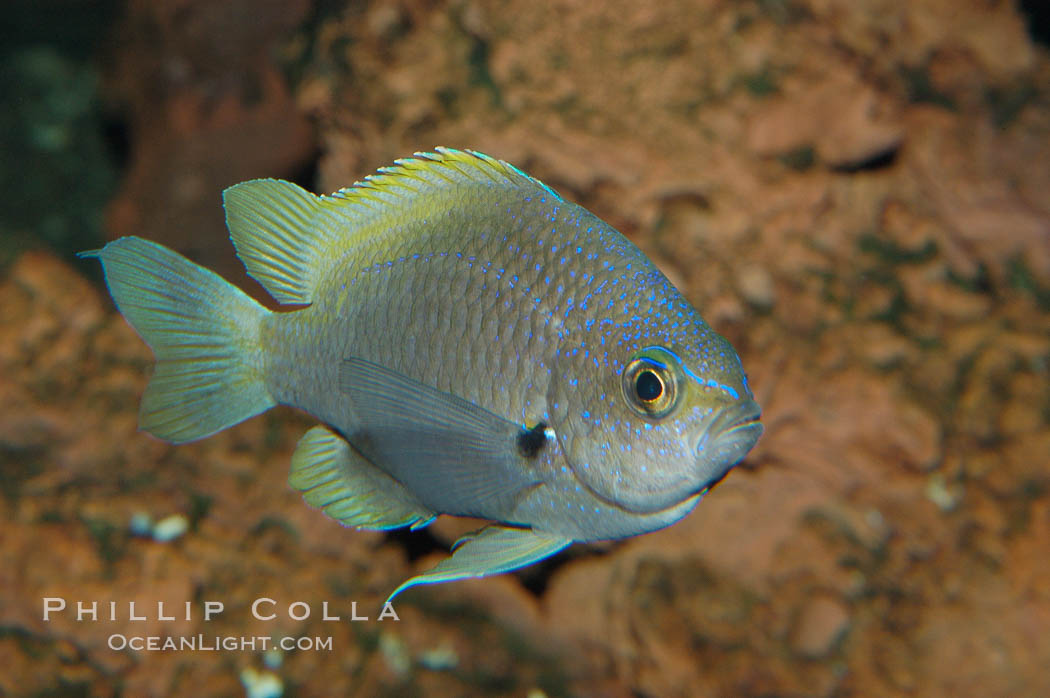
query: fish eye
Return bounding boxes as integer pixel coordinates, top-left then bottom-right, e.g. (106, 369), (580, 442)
(622, 352), (677, 418)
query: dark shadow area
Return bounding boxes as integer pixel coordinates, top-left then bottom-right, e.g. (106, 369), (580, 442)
(286, 149), (323, 193)
(517, 542), (622, 597)
(385, 526), (450, 564)
(0, 0), (127, 265)
(831, 144), (901, 173)
(99, 109), (132, 173)
(3, 0), (122, 60)
(1020, 0), (1050, 47)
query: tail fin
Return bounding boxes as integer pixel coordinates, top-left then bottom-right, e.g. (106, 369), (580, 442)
(80, 236), (276, 443)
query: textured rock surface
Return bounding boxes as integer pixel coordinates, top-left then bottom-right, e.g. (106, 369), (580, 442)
(2, 0), (1049, 696)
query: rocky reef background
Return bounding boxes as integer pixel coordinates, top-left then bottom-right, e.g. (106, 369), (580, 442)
(2, 1), (1049, 696)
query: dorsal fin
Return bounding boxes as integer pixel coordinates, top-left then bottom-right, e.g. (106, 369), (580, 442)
(317, 148), (564, 240)
(223, 178), (326, 305)
(223, 148), (563, 305)
(331, 147), (561, 207)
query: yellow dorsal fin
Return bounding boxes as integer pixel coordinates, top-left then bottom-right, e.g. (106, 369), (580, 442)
(330, 147), (561, 207)
(224, 178), (323, 304)
(223, 148), (563, 305)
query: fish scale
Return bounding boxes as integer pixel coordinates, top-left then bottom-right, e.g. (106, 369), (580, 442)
(82, 147), (762, 600)
(278, 195), (586, 424)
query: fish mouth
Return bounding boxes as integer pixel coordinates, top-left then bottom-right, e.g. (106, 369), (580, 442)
(694, 399), (763, 490)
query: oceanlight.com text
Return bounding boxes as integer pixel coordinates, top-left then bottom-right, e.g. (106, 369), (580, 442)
(107, 634), (334, 652)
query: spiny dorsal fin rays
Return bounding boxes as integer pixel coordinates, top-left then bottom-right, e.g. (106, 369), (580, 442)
(224, 178), (325, 305)
(224, 148), (562, 306)
(324, 148), (562, 207)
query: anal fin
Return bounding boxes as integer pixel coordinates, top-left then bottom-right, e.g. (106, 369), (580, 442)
(289, 425), (435, 531)
(387, 525), (571, 602)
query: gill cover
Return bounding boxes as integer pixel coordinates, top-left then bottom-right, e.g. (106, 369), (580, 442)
(548, 346), (701, 513)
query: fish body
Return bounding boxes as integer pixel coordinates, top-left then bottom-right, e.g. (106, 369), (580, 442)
(84, 149), (762, 599)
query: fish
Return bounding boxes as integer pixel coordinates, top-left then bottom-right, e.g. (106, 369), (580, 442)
(81, 148), (762, 601)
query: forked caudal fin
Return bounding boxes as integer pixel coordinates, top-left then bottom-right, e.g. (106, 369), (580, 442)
(79, 236), (276, 443)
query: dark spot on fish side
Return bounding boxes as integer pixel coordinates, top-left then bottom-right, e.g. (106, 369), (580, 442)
(517, 422), (548, 459)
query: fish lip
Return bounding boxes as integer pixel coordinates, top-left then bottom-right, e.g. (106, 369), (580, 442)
(693, 399), (763, 487)
(695, 399), (762, 449)
(724, 398), (762, 431)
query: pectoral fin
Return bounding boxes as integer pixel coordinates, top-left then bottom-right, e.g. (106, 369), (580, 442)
(339, 358), (543, 519)
(289, 425), (435, 530)
(387, 525), (571, 602)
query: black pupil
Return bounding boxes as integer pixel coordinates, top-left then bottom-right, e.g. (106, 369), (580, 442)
(635, 370), (663, 402)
